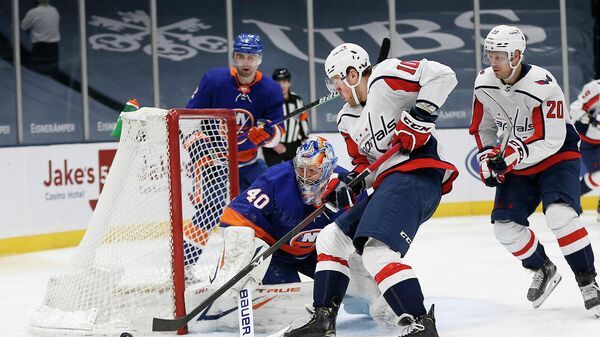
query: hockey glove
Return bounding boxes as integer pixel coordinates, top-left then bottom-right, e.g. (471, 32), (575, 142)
(477, 147), (504, 187)
(487, 138), (528, 175)
(320, 173), (362, 212)
(248, 119), (275, 146)
(345, 171), (366, 195)
(391, 107), (436, 155)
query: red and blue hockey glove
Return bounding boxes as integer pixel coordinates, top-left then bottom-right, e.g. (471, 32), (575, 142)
(487, 138), (528, 175)
(320, 171), (364, 212)
(248, 119), (275, 146)
(391, 107), (436, 155)
(477, 147), (504, 187)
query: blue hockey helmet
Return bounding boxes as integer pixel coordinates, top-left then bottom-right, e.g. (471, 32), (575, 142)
(233, 33), (263, 54)
(293, 136), (338, 205)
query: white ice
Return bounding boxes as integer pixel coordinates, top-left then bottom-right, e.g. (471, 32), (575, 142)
(2, 212), (599, 337)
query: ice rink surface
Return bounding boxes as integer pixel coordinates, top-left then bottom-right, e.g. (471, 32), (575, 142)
(2, 212), (599, 337)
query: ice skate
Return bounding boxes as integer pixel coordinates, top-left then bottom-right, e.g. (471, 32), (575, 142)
(527, 259), (562, 308)
(576, 273), (600, 318)
(397, 304), (439, 337)
(283, 302), (339, 337)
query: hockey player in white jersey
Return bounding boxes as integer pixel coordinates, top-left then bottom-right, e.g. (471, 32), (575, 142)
(470, 25), (600, 317)
(283, 43), (458, 337)
(570, 79), (600, 219)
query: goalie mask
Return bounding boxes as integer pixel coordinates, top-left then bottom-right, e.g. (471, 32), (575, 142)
(293, 136), (338, 205)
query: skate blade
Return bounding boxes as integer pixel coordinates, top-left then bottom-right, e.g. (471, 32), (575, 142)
(590, 304), (600, 318)
(265, 325), (291, 337)
(532, 272), (562, 309)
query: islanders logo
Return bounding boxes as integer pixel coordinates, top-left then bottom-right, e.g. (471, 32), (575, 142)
(290, 229), (321, 249)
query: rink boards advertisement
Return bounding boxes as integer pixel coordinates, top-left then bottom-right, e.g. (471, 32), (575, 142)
(0, 131), (594, 254)
(0, 142), (118, 252)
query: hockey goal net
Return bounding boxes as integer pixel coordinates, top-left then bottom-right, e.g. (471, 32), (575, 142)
(30, 108), (240, 336)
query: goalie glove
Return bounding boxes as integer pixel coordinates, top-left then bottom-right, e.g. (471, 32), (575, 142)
(248, 119), (277, 146)
(391, 107), (436, 155)
(487, 138), (528, 175)
(477, 147), (504, 187)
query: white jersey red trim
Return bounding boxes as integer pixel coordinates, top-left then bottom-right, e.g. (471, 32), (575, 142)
(470, 64), (580, 175)
(336, 58), (459, 194)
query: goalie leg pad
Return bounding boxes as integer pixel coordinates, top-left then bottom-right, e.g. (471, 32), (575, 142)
(213, 227), (271, 290)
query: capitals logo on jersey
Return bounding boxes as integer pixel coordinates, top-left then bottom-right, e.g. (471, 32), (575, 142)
(535, 74), (553, 85)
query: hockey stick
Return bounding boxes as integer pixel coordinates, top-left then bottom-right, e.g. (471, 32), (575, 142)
(376, 37), (391, 64)
(237, 92), (339, 144)
(152, 142), (404, 332)
(478, 88), (516, 157)
(238, 37), (391, 144)
(272, 36), (389, 128)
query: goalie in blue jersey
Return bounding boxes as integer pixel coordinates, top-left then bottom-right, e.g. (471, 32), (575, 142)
(217, 135), (348, 285)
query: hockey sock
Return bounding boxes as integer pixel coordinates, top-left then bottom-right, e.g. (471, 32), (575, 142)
(521, 243), (548, 270)
(313, 270), (349, 308)
(382, 278), (426, 317)
(564, 244), (596, 275)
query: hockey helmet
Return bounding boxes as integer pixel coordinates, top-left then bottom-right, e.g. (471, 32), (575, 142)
(483, 25), (526, 65)
(324, 43), (370, 81)
(293, 136), (338, 205)
(233, 33), (263, 54)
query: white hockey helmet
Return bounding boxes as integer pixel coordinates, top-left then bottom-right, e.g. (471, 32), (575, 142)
(324, 43), (371, 80)
(484, 25), (526, 63)
(324, 43), (371, 104)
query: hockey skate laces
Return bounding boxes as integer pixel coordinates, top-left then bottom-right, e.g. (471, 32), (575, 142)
(398, 321), (425, 336)
(530, 269), (545, 290)
(581, 282), (600, 301)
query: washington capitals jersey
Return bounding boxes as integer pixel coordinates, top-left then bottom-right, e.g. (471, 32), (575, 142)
(570, 79), (600, 144)
(336, 58), (459, 194)
(219, 161), (348, 259)
(470, 64), (580, 175)
(186, 67), (285, 166)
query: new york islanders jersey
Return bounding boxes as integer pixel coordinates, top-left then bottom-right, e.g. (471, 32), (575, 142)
(570, 79), (600, 144)
(219, 161), (347, 259)
(336, 58), (459, 194)
(186, 67), (285, 166)
(470, 64), (580, 175)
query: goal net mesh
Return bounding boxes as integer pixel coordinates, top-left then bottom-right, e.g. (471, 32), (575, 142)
(30, 108), (238, 336)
